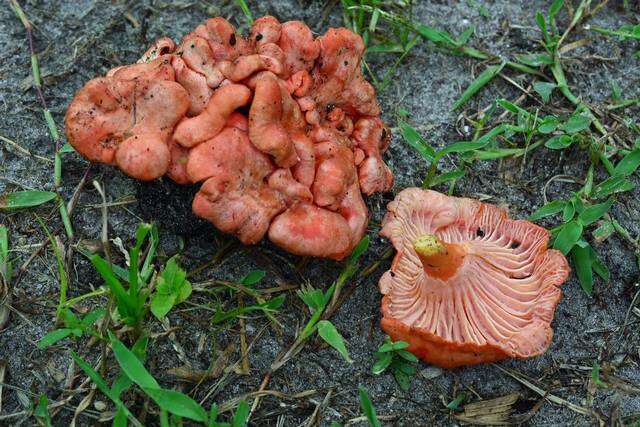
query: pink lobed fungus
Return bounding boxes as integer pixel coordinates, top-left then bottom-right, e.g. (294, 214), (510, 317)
(64, 16), (393, 259)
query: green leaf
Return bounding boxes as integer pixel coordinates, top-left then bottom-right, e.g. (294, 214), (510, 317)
(140, 224), (159, 282)
(440, 140), (492, 156)
(231, 401), (250, 427)
(470, 148), (522, 160)
(348, 235), (370, 264)
(538, 116), (560, 134)
(112, 335), (149, 399)
(358, 387), (381, 427)
(613, 148), (640, 177)
(113, 406), (127, 427)
(593, 221), (615, 242)
(497, 99), (532, 117)
(366, 43), (404, 54)
(591, 362), (605, 387)
(515, 53), (554, 67)
(143, 388), (207, 423)
(59, 142), (76, 154)
(37, 328), (77, 349)
(399, 121), (435, 161)
(535, 11), (548, 39)
(415, 25), (457, 46)
(549, 0), (564, 21)
(529, 200), (566, 221)
(0, 190), (56, 209)
(378, 342), (394, 353)
(393, 367), (412, 390)
(151, 256), (192, 319)
(397, 361), (416, 375)
(592, 176), (635, 198)
(554, 220), (583, 255)
(317, 320), (353, 363)
(397, 350), (419, 363)
(562, 200), (576, 222)
(431, 167), (465, 186)
(233, 0), (253, 24)
(578, 198), (613, 226)
(572, 244), (593, 294)
(109, 332), (160, 390)
(446, 393), (466, 410)
(150, 294), (177, 320)
(34, 394), (52, 427)
(545, 134), (574, 149)
(458, 26), (475, 45)
(91, 254), (135, 324)
(208, 403), (221, 427)
(452, 62), (506, 110)
(590, 247), (610, 282)
(0, 225), (8, 260)
(298, 288), (325, 311)
(372, 352), (393, 374)
(392, 341), (410, 350)
(81, 308), (107, 327)
(240, 270), (266, 286)
(533, 82), (556, 103)
(109, 333), (206, 422)
(560, 113), (591, 134)
(368, 7), (380, 33)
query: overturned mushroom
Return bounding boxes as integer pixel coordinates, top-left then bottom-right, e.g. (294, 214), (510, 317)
(378, 189), (569, 368)
(65, 16), (393, 259)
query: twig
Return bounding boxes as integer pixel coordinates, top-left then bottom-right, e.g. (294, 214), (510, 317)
(0, 134), (53, 164)
(92, 180), (111, 264)
(248, 372), (270, 419)
(493, 364), (599, 418)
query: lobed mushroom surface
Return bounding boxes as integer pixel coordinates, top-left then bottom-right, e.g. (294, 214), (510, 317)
(379, 188), (570, 368)
(64, 16), (393, 260)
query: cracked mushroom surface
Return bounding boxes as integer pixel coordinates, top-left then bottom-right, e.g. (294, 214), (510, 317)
(64, 16), (393, 259)
(379, 188), (570, 368)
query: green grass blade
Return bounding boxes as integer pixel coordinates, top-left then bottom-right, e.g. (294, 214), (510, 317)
(233, 0), (253, 24)
(317, 320), (353, 363)
(554, 220), (583, 255)
(91, 254), (133, 321)
(613, 148), (640, 177)
(358, 387), (381, 427)
(0, 190), (56, 209)
(572, 244), (593, 294)
(232, 401), (250, 427)
(452, 62), (506, 110)
(109, 332), (160, 390)
(143, 388), (207, 423)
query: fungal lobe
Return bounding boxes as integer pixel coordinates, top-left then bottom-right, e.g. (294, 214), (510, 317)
(64, 16), (393, 259)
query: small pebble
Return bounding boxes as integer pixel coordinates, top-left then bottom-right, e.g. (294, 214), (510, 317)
(421, 366), (443, 380)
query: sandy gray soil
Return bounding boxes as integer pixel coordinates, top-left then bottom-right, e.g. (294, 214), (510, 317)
(1, 0), (639, 425)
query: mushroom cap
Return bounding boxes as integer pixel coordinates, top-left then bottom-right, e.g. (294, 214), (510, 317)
(379, 188), (569, 368)
(64, 16), (393, 260)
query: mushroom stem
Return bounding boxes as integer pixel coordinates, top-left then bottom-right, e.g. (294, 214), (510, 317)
(413, 234), (466, 280)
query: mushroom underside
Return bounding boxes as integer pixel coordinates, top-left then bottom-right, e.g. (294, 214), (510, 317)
(378, 188), (570, 368)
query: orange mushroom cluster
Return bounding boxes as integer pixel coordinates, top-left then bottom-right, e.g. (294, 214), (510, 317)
(379, 189), (569, 368)
(65, 16), (393, 260)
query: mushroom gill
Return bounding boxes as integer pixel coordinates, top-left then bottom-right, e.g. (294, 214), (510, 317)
(379, 188), (570, 368)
